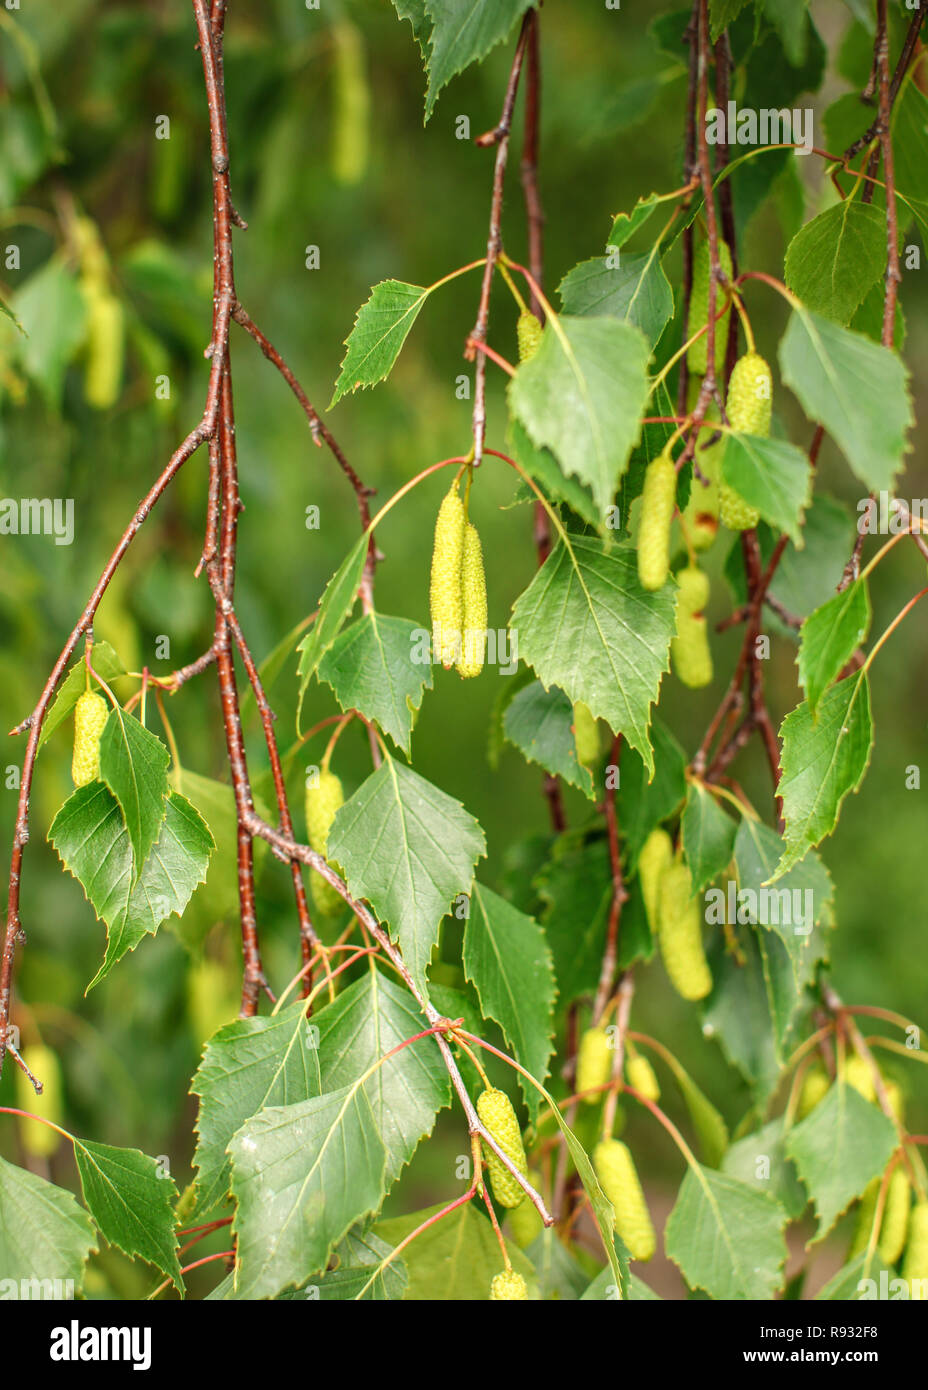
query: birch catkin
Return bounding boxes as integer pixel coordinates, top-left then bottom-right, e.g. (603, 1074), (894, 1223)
(637, 449), (677, 591)
(456, 521), (487, 679)
(71, 690), (108, 787)
(671, 565), (713, 689)
(429, 485), (465, 668)
(304, 768), (345, 917)
(657, 858), (712, 1000)
(593, 1138), (656, 1262)
(477, 1087), (528, 1208)
(719, 351), (772, 531)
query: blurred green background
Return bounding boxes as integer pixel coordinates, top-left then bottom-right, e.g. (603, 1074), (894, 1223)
(0, 0), (925, 1297)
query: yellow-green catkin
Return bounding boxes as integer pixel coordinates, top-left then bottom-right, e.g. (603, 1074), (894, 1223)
(879, 1169), (911, 1265)
(797, 1062), (831, 1120)
(456, 521), (487, 679)
(719, 351), (772, 531)
(15, 1043), (63, 1159)
(845, 1054), (876, 1103)
(657, 858), (712, 1001)
(637, 449), (677, 591)
(490, 1269), (529, 1300)
(577, 1026), (613, 1103)
(683, 432), (721, 552)
(686, 239), (733, 378)
(304, 769), (345, 917)
(430, 485), (465, 669)
(71, 690), (108, 787)
(331, 19), (369, 187)
(671, 565), (713, 689)
(627, 1053), (660, 1103)
(508, 1170), (545, 1249)
(517, 309), (543, 363)
(638, 826), (673, 932)
(902, 1201), (928, 1288)
(572, 701), (600, 767)
(84, 287), (125, 411)
(885, 1080), (905, 1125)
(477, 1088), (529, 1209)
(593, 1138), (656, 1262)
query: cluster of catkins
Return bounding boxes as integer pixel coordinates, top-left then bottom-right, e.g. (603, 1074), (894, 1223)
(637, 239), (774, 691)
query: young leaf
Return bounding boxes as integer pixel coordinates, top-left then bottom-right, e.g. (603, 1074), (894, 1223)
(0, 1155), (96, 1290)
(318, 611), (433, 755)
(421, 0), (535, 120)
(72, 1141), (182, 1292)
(784, 200), (886, 325)
(558, 250), (674, 349)
(330, 280), (428, 405)
(296, 530), (369, 710)
(681, 781), (737, 893)
(779, 307), (913, 494)
(720, 432), (812, 545)
(463, 882), (556, 1119)
(775, 670), (873, 877)
(608, 191), (664, 249)
(98, 707), (171, 876)
(508, 315), (652, 519)
(502, 680), (595, 798)
(785, 1082), (898, 1241)
(709, 0), (752, 43)
(665, 1165), (789, 1299)
(39, 641), (126, 749)
(229, 1085), (389, 1300)
(327, 754), (486, 994)
(510, 535), (677, 777)
(49, 784), (213, 988)
(797, 580), (871, 714)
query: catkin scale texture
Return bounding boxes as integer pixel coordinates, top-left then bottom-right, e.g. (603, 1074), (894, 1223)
(719, 352), (771, 531)
(456, 521), (487, 679)
(672, 565), (713, 689)
(576, 1026), (612, 1103)
(593, 1139), (656, 1262)
(490, 1269), (529, 1300)
(304, 769), (345, 917)
(637, 450), (677, 591)
(517, 309), (543, 363)
(477, 1088), (528, 1208)
(657, 860), (712, 1000)
(71, 690), (109, 787)
(429, 486), (465, 668)
(638, 826), (673, 932)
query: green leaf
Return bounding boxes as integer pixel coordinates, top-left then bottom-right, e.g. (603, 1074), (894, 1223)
(775, 671), (873, 877)
(318, 611), (432, 755)
(170, 766), (265, 941)
(524, 1229), (590, 1300)
(702, 930), (781, 1101)
(682, 781), (738, 893)
(784, 200), (886, 325)
(375, 1201), (535, 1299)
(229, 1085), (388, 1300)
(39, 642), (126, 749)
(761, 0), (809, 67)
(558, 251), (674, 349)
(720, 1118), (808, 1220)
(582, 1266), (661, 1300)
(720, 432), (812, 545)
(312, 970), (451, 1186)
(664, 1057), (730, 1168)
(733, 818), (832, 982)
(73, 1141), (182, 1292)
(815, 1251), (893, 1301)
(779, 307), (913, 494)
(785, 1082), (898, 1241)
(508, 316), (652, 519)
(311, 1229), (408, 1301)
(192, 1002), (321, 1217)
(665, 1165), (789, 1299)
(608, 191), (665, 248)
(421, 0), (535, 120)
(892, 79), (928, 208)
(49, 785), (213, 988)
(11, 257), (87, 408)
(797, 580), (871, 714)
(536, 835), (615, 1001)
(463, 882), (556, 1119)
(506, 417), (600, 530)
(327, 754), (486, 993)
(709, 0), (753, 40)
(330, 280), (428, 405)
(0, 292), (25, 334)
(502, 679), (594, 798)
(296, 531), (368, 709)
(98, 707), (171, 876)
(0, 1154), (96, 1288)
(615, 719), (687, 866)
(510, 535), (677, 777)
(390, 0), (431, 65)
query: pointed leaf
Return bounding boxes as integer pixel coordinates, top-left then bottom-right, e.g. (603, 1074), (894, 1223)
(502, 679), (594, 798)
(665, 1164), (789, 1300)
(720, 1118), (808, 1220)
(98, 707), (171, 876)
(73, 1140), (182, 1292)
(296, 531), (369, 707)
(39, 642), (126, 749)
(720, 432), (812, 545)
(797, 580), (871, 714)
(0, 1155), (96, 1288)
(422, 0), (535, 120)
(558, 250), (674, 348)
(784, 200), (886, 324)
(331, 280), (428, 404)
(682, 781), (738, 893)
(318, 611), (432, 754)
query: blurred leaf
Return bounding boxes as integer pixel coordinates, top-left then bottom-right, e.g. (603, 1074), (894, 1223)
(682, 781), (738, 893)
(785, 1082), (898, 1241)
(721, 433), (812, 545)
(779, 308), (913, 494)
(892, 80), (928, 207)
(0, 1155), (95, 1288)
(720, 1117), (808, 1220)
(98, 707), (171, 876)
(509, 316), (652, 518)
(318, 610), (432, 754)
(296, 531), (368, 712)
(703, 930), (781, 1100)
(464, 882), (556, 1118)
(327, 754), (486, 993)
(331, 280), (428, 405)
(775, 671), (873, 877)
(73, 1140), (182, 1292)
(582, 1266), (661, 1300)
(502, 679), (594, 797)
(797, 580), (871, 714)
(12, 258), (86, 408)
(524, 1228), (589, 1300)
(663, 1055), (730, 1167)
(761, 0), (809, 67)
(733, 818), (832, 982)
(665, 1165), (789, 1299)
(710, 0), (753, 42)
(376, 1201), (535, 1299)
(784, 200), (886, 325)
(815, 1251), (893, 1301)
(511, 535), (676, 777)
